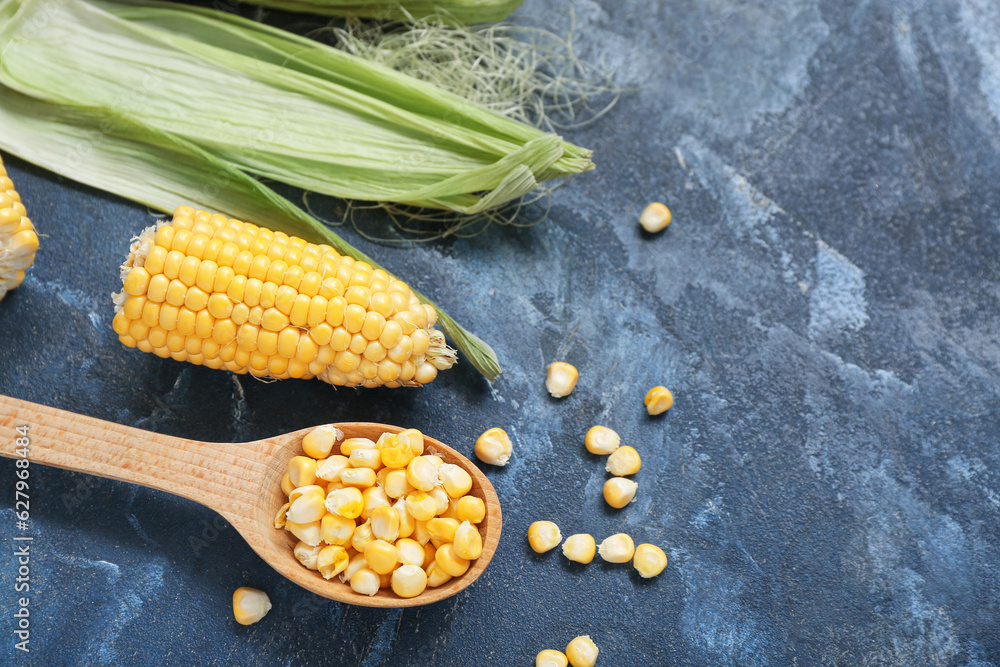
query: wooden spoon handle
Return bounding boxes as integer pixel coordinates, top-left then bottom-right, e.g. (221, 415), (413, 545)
(0, 394), (259, 515)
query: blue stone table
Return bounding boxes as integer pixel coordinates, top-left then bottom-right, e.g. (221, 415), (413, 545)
(1, 0), (998, 664)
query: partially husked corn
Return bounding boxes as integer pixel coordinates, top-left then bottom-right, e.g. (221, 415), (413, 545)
(528, 521), (562, 553)
(281, 424), (487, 599)
(603, 477), (638, 509)
(598, 533), (635, 564)
(0, 155), (39, 301)
(112, 207), (456, 387)
(475, 427), (513, 466)
(639, 201), (672, 233)
(633, 543), (668, 578)
(561, 533), (596, 564)
(606, 446), (642, 476)
(536, 649), (570, 667)
(584, 425), (620, 455)
(645, 386), (674, 415)
(546, 362), (579, 397)
(565, 635), (600, 667)
(232, 587), (271, 625)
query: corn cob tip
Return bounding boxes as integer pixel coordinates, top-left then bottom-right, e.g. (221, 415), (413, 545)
(112, 207), (456, 388)
(0, 154), (39, 301)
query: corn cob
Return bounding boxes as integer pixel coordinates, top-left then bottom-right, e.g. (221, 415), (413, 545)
(0, 154), (39, 301)
(112, 207), (456, 388)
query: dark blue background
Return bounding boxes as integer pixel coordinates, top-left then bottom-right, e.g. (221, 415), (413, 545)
(2, 0), (999, 664)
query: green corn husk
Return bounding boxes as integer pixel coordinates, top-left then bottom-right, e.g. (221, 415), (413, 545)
(0, 87), (502, 381)
(0, 0), (592, 215)
(238, 0), (525, 23)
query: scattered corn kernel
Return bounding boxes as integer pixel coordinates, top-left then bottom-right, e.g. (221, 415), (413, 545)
(565, 635), (599, 667)
(546, 361), (579, 398)
(456, 495), (486, 524)
(561, 534), (596, 564)
(603, 478), (638, 509)
(528, 521), (562, 553)
(302, 424), (343, 459)
(232, 587), (271, 626)
(475, 427), (513, 466)
(639, 201), (672, 233)
(598, 533), (635, 563)
(536, 649), (569, 667)
(391, 564), (428, 598)
(644, 386), (673, 415)
(633, 543), (668, 578)
(584, 425), (620, 455)
(453, 520), (484, 560)
(605, 446), (642, 476)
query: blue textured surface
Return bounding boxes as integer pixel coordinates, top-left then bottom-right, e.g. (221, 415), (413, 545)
(2, 0), (1000, 664)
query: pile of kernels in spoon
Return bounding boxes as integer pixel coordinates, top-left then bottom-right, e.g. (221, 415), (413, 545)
(275, 425), (486, 599)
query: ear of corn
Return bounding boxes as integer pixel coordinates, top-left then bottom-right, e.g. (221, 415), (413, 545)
(237, 0), (525, 23)
(0, 154), (38, 301)
(112, 208), (456, 388)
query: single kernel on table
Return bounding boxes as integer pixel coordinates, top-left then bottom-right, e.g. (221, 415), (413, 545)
(536, 649), (570, 667)
(546, 361), (579, 397)
(645, 386), (674, 415)
(562, 533), (597, 564)
(603, 477), (638, 509)
(232, 587), (271, 625)
(565, 635), (600, 667)
(528, 520), (563, 553)
(598, 533), (635, 563)
(605, 446), (642, 476)
(475, 427), (513, 466)
(633, 543), (668, 578)
(584, 425), (620, 455)
(639, 202), (672, 233)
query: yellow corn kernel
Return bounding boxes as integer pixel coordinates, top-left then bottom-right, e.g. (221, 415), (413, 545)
(426, 517), (460, 548)
(273, 502), (291, 529)
(340, 467), (377, 489)
(475, 427), (513, 466)
(349, 448), (382, 470)
(383, 469), (414, 499)
(536, 650), (569, 667)
(434, 543), (470, 577)
(351, 519), (376, 553)
(316, 455), (351, 483)
(285, 520), (322, 547)
(405, 492), (438, 522)
(394, 499), (415, 539)
(453, 520), (483, 560)
(340, 437), (376, 456)
(411, 519), (431, 546)
(633, 543), (668, 578)
(0, 158), (38, 301)
(421, 542), (437, 569)
(438, 464), (473, 499)
(341, 553), (369, 584)
(286, 485), (326, 523)
(288, 456), (317, 487)
(232, 587), (271, 626)
(598, 533), (635, 563)
(603, 477), (638, 509)
(391, 564), (428, 599)
(320, 513), (356, 546)
(317, 545), (350, 580)
(360, 486), (391, 521)
(606, 446), (642, 476)
(293, 540), (323, 570)
(425, 561), (452, 588)
(325, 487), (364, 519)
(561, 533), (596, 564)
(429, 486), (451, 516)
(349, 568), (381, 596)
(370, 505), (400, 542)
(364, 539), (399, 575)
(280, 473), (295, 497)
(546, 361), (579, 398)
(395, 538), (425, 567)
(405, 456), (440, 492)
(639, 201), (672, 233)
(645, 385), (674, 415)
(528, 521), (562, 553)
(565, 636), (599, 667)
(585, 425), (620, 455)
(440, 498), (460, 520)
(456, 495), (486, 524)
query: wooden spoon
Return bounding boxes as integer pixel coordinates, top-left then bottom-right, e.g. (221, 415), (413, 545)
(0, 394), (501, 608)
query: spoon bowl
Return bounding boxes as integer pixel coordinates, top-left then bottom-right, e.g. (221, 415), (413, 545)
(0, 395), (501, 607)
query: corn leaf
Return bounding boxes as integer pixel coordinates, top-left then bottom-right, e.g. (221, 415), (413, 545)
(235, 0), (525, 24)
(0, 86), (502, 380)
